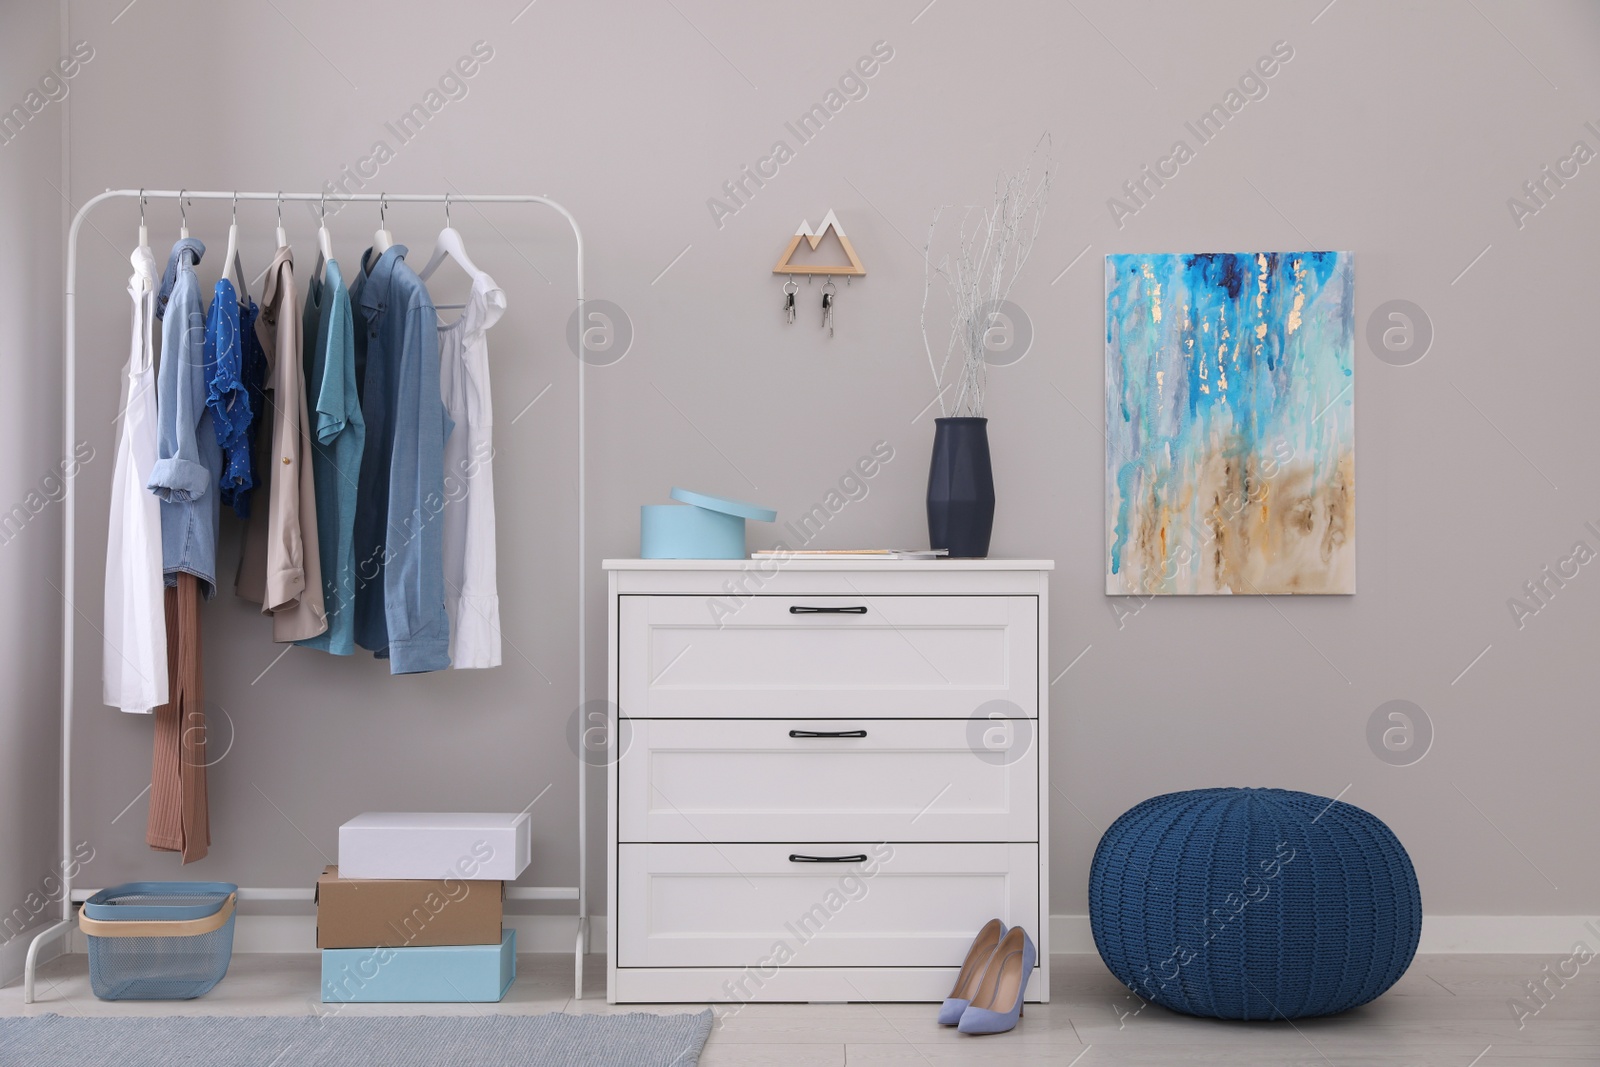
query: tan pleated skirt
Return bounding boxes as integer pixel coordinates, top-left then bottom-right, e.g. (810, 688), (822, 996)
(146, 572), (209, 862)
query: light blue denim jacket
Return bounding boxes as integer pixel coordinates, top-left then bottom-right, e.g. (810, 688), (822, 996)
(148, 238), (222, 597)
(350, 245), (453, 673)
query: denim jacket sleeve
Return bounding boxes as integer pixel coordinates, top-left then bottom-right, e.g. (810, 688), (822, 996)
(148, 267), (212, 502)
(383, 297), (453, 673)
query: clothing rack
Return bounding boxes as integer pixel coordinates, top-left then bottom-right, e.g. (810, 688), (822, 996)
(24, 189), (591, 1003)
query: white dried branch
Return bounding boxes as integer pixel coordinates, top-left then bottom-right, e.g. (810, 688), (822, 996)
(920, 135), (1053, 419)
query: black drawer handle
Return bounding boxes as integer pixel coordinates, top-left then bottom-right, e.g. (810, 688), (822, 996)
(789, 605), (868, 615)
(789, 729), (867, 739)
(789, 853), (869, 864)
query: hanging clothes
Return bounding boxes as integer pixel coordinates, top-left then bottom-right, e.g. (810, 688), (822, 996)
(205, 277), (254, 515)
(145, 237), (215, 862)
(147, 572), (208, 862)
(438, 269), (505, 669)
(350, 245), (453, 674)
(148, 238), (221, 593)
(103, 243), (168, 714)
(295, 260), (365, 656)
(235, 295), (267, 517)
(237, 246), (327, 642)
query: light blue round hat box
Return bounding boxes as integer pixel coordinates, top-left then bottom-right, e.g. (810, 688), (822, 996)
(640, 488), (777, 559)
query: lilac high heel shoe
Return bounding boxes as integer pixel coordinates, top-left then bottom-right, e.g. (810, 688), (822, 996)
(957, 926), (1035, 1035)
(938, 919), (1005, 1026)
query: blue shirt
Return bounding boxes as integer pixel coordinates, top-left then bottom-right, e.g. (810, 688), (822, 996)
(148, 238), (222, 597)
(234, 296), (266, 518)
(296, 260), (366, 656)
(205, 277), (254, 516)
(349, 246), (453, 673)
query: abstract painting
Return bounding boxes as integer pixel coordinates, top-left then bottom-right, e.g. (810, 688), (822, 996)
(1105, 251), (1354, 595)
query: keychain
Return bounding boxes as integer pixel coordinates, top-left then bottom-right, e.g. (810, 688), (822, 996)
(821, 280), (836, 337)
(782, 278), (798, 324)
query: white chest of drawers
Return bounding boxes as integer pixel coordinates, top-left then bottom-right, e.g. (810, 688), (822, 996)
(604, 559), (1053, 1005)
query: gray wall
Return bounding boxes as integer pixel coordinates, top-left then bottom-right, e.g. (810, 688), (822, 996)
(0, 2), (68, 981)
(26, 0), (1600, 928)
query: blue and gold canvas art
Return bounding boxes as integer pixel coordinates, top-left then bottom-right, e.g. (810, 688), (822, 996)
(1105, 251), (1354, 595)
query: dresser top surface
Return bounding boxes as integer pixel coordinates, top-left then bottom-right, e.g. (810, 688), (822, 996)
(603, 558), (1055, 571)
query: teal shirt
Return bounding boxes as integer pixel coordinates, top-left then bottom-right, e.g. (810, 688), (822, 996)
(295, 260), (366, 655)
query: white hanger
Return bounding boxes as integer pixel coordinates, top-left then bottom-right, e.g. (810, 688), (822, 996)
(133, 191), (156, 375)
(220, 193), (249, 297)
(250, 193), (292, 290)
(313, 191), (334, 283)
(420, 195), (481, 280)
(274, 191), (289, 251)
(372, 192), (394, 255)
(420, 195), (478, 310)
(178, 189), (190, 239)
(136, 189), (150, 256)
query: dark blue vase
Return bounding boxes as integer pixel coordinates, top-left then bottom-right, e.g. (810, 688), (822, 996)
(926, 417), (995, 558)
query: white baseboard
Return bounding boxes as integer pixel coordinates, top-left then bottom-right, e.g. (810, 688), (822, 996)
(49, 913), (1597, 959)
(1413, 915), (1600, 954)
(1050, 914), (1600, 956)
(1049, 914), (1097, 954)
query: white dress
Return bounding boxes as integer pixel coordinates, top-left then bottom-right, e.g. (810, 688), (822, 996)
(438, 270), (506, 668)
(103, 245), (169, 713)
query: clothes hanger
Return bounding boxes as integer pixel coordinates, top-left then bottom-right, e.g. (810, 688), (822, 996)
(274, 191), (289, 250)
(420, 194), (478, 310)
(132, 191), (157, 374)
(250, 193), (292, 289)
(174, 191), (202, 272)
(313, 191), (334, 283)
(136, 189), (150, 256)
(372, 192), (394, 255)
(420, 194), (481, 280)
(220, 192), (249, 296)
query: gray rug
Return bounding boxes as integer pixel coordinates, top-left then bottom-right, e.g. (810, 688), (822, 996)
(0, 1012), (713, 1066)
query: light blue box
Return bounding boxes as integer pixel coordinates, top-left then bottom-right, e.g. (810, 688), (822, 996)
(640, 504), (745, 559)
(640, 488), (778, 559)
(321, 929), (516, 1003)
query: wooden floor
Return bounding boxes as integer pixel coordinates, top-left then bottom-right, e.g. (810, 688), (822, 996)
(4, 953), (1595, 1065)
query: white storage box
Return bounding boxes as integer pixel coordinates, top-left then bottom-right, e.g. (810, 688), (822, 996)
(338, 813), (531, 880)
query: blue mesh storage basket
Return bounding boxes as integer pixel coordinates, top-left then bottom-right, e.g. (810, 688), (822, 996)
(1089, 788), (1421, 1020)
(80, 882), (237, 1000)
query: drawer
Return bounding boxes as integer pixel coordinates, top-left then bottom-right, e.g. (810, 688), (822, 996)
(618, 718), (1037, 843)
(616, 842), (1039, 968)
(618, 595), (1037, 718)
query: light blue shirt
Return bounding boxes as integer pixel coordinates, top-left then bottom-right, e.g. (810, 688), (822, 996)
(148, 238), (222, 597)
(350, 246), (453, 673)
(296, 260), (366, 656)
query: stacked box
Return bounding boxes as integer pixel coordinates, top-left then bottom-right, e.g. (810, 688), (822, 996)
(317, 813), (532, 1003)
(315, 866), (504, 948)
(338, 813), (533, 880)
(322, 931), (517, 1004)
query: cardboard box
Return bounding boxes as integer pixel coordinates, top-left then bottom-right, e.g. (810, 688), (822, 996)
(338, 812), (532, 880)
(322, 929), (516, 1003)
(315, 866), (503, 949)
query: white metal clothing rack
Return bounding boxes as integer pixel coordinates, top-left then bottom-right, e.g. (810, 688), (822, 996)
(24, 189), (590, 1003)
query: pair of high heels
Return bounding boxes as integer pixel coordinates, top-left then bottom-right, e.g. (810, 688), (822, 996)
(939, 918), (1036, 1035)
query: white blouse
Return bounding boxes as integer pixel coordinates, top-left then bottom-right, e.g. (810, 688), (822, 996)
(103, 245), (169, 713)
(438, 270), (507, 669)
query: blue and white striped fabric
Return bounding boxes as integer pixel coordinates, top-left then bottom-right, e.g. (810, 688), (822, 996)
(0, 1012), (715, 1067)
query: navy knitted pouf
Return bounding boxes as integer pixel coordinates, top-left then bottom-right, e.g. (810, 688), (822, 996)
(1089, 787), (1422, 1020)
